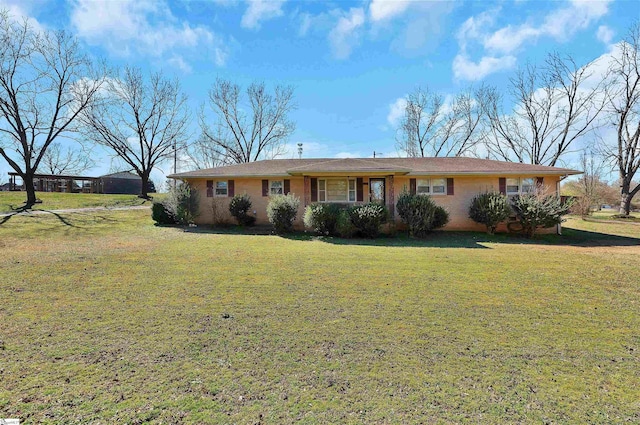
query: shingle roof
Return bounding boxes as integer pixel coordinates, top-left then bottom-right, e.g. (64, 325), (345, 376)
(100, 171), (141, 180)
(169, 157), (581, 178)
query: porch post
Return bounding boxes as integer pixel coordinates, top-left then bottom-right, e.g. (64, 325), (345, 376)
(303, 176), (310, 206)
(387, 175), (395, 219)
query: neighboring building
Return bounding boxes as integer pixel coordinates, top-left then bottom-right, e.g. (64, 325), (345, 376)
(5, 171), (155, 195)
(7, 172), (101, 193)
(0, 182), (11, 191)
(99, 172), (155, 195)
(169, 157), (581, 234)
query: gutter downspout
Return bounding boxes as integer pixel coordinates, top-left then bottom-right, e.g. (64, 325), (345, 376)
(557, 174), (569, 235)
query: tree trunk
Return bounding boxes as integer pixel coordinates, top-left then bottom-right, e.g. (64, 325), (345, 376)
(139, 173), (150, 199)
(619, 180), (632, 216)
(23, 173), (37, 208)
(619, 192), (632, 216)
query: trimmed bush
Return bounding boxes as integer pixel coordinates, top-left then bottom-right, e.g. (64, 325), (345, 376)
(303, 203), (342, 235)
(229, 193), (256, 226)
(267, 194), (300, 233)
(348, 203), (389, 238)
(469, 192), (511, 234)
(511, 193), (573, 238)
(336, 210), (357, 238)
(151, 201), (175, 225)
(396, 192), (449, 237)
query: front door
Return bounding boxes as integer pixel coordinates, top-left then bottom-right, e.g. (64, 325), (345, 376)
(369, 178), (385, 204)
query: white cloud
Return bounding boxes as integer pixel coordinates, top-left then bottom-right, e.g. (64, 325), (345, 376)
(167, 55), (192, 74)
(69, 0), (227, 70)
(387, 97), (407, 127)
(456, 10), (496, 51)
(369, 0), (411, 22)
(0, 0), (45, 32)
(482, 0), (612, 54)
(334, 151), (362, 158)
(299, 12), (312, 37)
(596, 25), (614, 45)
(241, 0), (286, 30)
(281, 141), (330, 158)
(453, 1), (611, 81)
(328, 7), (365, 59)
(452, 54), (516, 81)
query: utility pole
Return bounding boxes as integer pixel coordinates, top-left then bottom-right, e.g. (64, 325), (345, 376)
(373, 151), (383, 158)
(173, 140), (177, 188)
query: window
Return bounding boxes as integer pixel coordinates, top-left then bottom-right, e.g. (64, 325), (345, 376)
(417, 179), (430, 195)
(432, 178), (446, 194)
(318, 179), (326, 202)
(270, 180), (283, 195)
(215, 181), (228, 196)
(317, 178), (356, 202)
(416, 178), (445, 195)
(348, 179), (356, 202)
(507, 178), (535, 195)
(506, 178), (519, 194)
(521, 178), (535, 193)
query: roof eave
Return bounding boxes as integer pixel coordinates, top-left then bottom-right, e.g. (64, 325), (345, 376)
(406, 170), (582, 176)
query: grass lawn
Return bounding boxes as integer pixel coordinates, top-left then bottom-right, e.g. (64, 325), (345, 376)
(0, 192), (164, 214)
(1, 210), (639, 423)
(585, 209), (640, 223)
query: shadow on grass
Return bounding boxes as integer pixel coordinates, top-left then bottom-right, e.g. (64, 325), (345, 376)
(180, 224), (640, 249)
(0, 209), (118, 229)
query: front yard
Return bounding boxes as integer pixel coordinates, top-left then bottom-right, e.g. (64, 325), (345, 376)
(1, 210), (638, 423)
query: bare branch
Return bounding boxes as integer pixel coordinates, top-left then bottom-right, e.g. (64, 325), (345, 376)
(0, 10), (105, 206)
(483, 53), (607, 166)
(197, 78), (296, 165)
(80, 67), (190, 198)
(395, 85), (485, 158)
(599, 21), (640, 215)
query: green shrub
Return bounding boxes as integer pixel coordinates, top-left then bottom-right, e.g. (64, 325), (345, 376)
(396, 191), (449, 237)
(468, 192), (511, 234)
(165, 182), (200, 225)
(348, 203), (389, 238)
(511, 193), (573, 238)
(336, 210), (357, 238)
(303, 203), (342, 235)
(229, 194), (256, 226)
(151, 201), (175, 225)
(267, 194), (300, 233)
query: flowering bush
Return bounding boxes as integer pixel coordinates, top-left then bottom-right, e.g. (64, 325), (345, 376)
(347, 203), (389, 238)
(511, 193), (573, 238)
(303, 203), (342, 235)
(468, 192), (511, 234)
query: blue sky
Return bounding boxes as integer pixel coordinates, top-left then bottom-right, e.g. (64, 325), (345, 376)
(0, 0), (637, 185)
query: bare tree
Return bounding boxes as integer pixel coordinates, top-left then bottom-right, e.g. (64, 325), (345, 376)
(81, 67), (190, 198)
(574, 151), (606, 216)
(0, 10), (104, 207)
(601, 22), (640, 216)
(39, 142), (94, 175)
(484, 53), (607, 166)
(185, 132), (224, 170)
(199, 79), (296, 164)
(396, 85), (487, 157)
